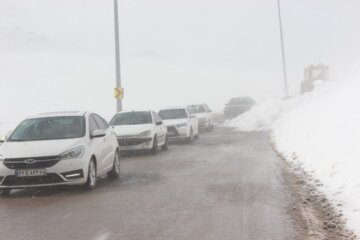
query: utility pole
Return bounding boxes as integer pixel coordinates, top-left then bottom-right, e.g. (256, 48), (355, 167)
(277, 0), (289, 98)
(114, 0), (123, 111)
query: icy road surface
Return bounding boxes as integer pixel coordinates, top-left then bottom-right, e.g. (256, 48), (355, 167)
(0, 127), (296, 240)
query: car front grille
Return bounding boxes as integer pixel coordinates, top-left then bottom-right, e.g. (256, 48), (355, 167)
(2, 174), (64, 186)
(117, 138), (152, 146)
(3, 156), (61, 170)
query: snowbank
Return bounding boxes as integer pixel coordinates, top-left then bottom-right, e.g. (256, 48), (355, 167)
(229, 78), (360, 235)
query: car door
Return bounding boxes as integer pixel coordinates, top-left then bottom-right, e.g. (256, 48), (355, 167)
(204, 104), (212, 124)
(152, 112), (166, 145)
(188, 109), (199, 134)
(92, 114), (115, 174)
(88, 115), (106, 174)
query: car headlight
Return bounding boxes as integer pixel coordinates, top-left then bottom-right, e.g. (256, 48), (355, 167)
(138, 130), (151, 137)
(176, 123), (187, 129)
(60, 146), (84, 160)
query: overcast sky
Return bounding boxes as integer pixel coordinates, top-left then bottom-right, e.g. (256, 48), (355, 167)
(1, 0), (360, 122)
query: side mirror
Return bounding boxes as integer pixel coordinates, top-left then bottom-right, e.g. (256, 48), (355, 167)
(91, 129), (106, 138)
(0, 131), (10, 143)
(156, 121), (163, 126)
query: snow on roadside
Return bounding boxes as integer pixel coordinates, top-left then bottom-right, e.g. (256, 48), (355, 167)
(229, 78), (360, 235)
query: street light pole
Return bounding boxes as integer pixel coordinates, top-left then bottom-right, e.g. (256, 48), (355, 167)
(114, 0), (122, 112)
(277, 0), (289, 98)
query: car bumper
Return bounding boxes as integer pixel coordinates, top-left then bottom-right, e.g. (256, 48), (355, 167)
(199, 121), (210, 128)
(167, 126), (188, 139)
(117, 137), (153, 151)
(0, 157), (88, 189)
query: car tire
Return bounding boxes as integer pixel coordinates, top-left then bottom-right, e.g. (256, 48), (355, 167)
(186, 128), (194, 144)
(194, 131), (199, 140)
(108, 150), (120, 179)
(151, 135), (158, 155)
(83, 158), (97, 190)
(0, 189), (11, 196)
(207, 121), (212, 131)
(161, 135), (168, 150)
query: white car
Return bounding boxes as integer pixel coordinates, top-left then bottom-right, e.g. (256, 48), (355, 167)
(158, 106), (199, 143)
(0, 111), (120, 195)
(188, 104), (214, 131)
(110, 111), (168, 154)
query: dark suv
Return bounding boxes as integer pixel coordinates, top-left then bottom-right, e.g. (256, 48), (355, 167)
(224, 97), (256, 119)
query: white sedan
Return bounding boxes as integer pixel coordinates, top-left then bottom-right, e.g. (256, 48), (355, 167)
(0, 111), (120, 195)
(158, 106), (199, 143)
(110, 111), (168, 154)
(188, 104), (214, 131)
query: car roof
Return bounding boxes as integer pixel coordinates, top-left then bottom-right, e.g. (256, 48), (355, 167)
(159, 106), (187, 111)
(188, 104), (206, 107)
(115, 110), (152, 114)
(28, 111), (87, 119)
(229, 97), (255, 103)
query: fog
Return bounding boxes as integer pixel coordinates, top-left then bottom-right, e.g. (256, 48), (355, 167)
(1, 0), (360, 128)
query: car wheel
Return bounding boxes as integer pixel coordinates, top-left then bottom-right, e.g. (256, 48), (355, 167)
(83, 158), (97, 190)
(0, 189), (11, 196)
(108, 150), (120, 179)
(151, 135), (158, 155)
(161, 135), (168, 150)
(194, 131), (199, 139)
(186, 128), (194, 143)
(207, 121), (212, 131)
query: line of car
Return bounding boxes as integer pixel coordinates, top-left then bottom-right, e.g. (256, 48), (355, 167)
(0, 104), (214, 195)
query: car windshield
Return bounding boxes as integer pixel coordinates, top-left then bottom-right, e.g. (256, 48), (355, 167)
(8, 116), (86, 142)
(188, 105), (206, 114)
(110, 112), (153, 125)
(158, 109), (188, 120)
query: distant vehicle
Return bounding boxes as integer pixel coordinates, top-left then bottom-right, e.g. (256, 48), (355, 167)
(110, 111), (168, 154)
(0, 111), (120, 195)
(187, 104), (214, 131)
(224, 97), (256, 119)
(158, 106), (199, 143)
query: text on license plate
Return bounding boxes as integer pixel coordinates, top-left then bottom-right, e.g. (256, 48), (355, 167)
(15, 169), (46, 177)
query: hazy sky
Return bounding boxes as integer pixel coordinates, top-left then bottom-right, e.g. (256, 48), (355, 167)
(1, 0), (360, 123)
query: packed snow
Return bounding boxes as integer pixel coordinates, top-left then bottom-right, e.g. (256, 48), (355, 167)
(229, 78), (360, 235)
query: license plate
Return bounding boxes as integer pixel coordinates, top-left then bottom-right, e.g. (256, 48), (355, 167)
(15, 169), (46, 177)
(168, 131), (176, 136)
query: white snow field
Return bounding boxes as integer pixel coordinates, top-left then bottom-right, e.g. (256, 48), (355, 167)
(229, 78), (360, 235)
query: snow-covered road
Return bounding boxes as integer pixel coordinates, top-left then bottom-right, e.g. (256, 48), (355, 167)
(229, 78), (360, 237)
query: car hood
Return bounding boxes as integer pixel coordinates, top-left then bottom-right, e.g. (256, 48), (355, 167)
(0, 138), (84, 158)
(111, 124), (153, 137)
(162, 119), (188, 126)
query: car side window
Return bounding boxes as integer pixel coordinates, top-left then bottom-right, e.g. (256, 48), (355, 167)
(185, 109), (191, 118)
(97, 115), (109, 129)
(205, 104), (210, 112)
(89, 115), (99, 134)
(153, 112), (161, 123)
(93, 114), (107, 130)
(152, 112), (159, 124)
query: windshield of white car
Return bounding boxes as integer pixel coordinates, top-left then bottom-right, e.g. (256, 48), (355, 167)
(110, 112), (153, 125)
(8, 116), (86, 142)
(188, 105), (206, 114)
(158, 109), (188, 120)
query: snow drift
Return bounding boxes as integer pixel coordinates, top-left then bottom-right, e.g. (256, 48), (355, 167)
(229, 78), (360, 235)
